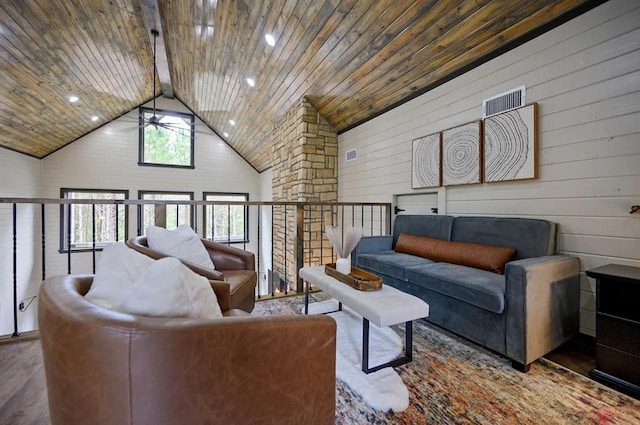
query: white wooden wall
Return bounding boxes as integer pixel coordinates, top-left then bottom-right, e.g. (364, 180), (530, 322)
(0, 149), (41, 335)
(338, 0), (640, 336)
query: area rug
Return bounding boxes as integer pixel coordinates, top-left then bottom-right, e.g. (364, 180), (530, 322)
(253, 294), (640, 425)
(304, 299), (409, 412)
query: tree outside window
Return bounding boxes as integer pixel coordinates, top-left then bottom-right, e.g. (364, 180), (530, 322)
(204, 193), (249, 243)
(138, 107), (194, 168)
(60, 189), (128, 252)
(138, 191), (194, 233)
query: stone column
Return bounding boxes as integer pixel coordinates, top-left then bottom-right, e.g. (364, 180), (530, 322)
(271, 97), (337, 292)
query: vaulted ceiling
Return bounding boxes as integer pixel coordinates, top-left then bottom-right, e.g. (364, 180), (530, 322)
(0, 0), (602, 172)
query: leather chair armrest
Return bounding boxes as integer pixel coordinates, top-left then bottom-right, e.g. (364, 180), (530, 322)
(209, 280), (231, 312)
(201, 238), (255, 270)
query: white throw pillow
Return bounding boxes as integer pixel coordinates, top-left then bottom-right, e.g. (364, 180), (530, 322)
(146, 224), (215, 270)
(116, 257), (222, 319)
(85, 242), (154, 309)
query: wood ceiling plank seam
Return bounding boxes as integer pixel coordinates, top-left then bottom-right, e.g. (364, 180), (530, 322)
(227, 0), (321, 146)
(316, 0), (489, 116)
(230, 0), (335, 152)
(62, 2), (132, 106)
(263, 0), (393, 128)
(309, 0), (437, 111)
(232, 0), (363, 136)
(362, 0), (592, 125)
(188, 0), (212, 111)
(79, 0), (148, 105)
(213, 0), (269, 126)
(205, 0), (242, 122)
(213, 0), (296, 136)
(107, 0), (154, 104)
(197, 0), (232, 125)
(208, 3), (247, 116)
(328, 0), (563, 127)
(0, 2), (89, 131)
(216, 0), (279, 125)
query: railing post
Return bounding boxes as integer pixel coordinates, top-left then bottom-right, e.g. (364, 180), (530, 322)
(154, 204), (166, 227)
(12, 203), (20, 337)
(296, 203), (305, 293)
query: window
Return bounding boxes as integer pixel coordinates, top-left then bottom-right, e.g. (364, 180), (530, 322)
(138, 107), (195, 168)
(138, 191), (194, 233)
(60, 189), (128, 252)
(203, 192), (249, 243)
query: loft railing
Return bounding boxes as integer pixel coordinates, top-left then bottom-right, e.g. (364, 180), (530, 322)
(0, 197), (391, 338)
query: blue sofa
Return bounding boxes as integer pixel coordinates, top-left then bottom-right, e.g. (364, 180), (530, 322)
(352, 214), (580, 371)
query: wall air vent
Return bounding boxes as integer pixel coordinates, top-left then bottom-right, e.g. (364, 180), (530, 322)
(345, 148), (357, 162)
(482, 85), (526, 118)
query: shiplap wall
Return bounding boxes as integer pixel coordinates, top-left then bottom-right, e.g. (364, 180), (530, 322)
(338, 0), (640, 336)
(0, 149), (41, 335)
(39, 97), (261, 281)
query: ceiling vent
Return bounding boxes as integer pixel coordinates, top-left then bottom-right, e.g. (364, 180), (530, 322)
(345, 149), (357, 162)
(482, 85), (526, 118)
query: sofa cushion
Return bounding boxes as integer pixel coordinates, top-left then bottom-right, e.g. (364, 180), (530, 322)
(392, 214), (454, 247)
(451, 216), (556, 260)
(407, 262), (506, 313)
(357, 251), (436, 281)
(395, 233), (515, 274)
(146, 224), (215, 270)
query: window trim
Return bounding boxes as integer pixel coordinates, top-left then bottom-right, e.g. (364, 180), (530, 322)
(59, 188), (129, 253)
(203, 192), (250, 244)
(138, 107), (195, 169)
(137, 190), (195, 234)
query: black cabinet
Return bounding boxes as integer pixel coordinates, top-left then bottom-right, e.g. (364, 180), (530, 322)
(586, 264), (640, 397)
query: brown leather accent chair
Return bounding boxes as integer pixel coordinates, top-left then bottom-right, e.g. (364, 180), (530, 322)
(126, 235), (257, 312)
(38, 274), (337, 425)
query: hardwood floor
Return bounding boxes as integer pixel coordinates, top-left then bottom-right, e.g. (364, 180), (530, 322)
(0, 334), (608, 425)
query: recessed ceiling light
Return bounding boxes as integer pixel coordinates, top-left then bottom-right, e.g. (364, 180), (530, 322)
(91, 116), (99, 122)
(223, 132), (229, 138)
(265, 34), (275, 46)
(69, 95), (79, 103)
(229, 119), (235, 126)
(246, 78), (255, 87)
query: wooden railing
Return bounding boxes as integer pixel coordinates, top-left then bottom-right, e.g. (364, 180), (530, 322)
(0, 197), (391, 338)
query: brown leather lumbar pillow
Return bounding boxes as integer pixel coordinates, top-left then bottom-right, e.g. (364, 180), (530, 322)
(394, 232), (515, 274)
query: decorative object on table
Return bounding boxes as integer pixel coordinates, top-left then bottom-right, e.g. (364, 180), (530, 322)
(483, 103), (538, 182)
(324, 263), (382, 291)
(411, 131), (442, 188)
(325, 225), (362, 275)
(442, 120), (482, 186)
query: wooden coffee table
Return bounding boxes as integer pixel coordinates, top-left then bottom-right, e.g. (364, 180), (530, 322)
(299, 265), (429, 374)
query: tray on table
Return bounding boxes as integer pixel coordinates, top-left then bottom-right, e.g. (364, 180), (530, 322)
(324, 263), (382, 291)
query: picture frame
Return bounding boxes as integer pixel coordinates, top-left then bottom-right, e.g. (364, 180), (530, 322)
(483, 103), (538, 182)
(411, 132), (441, 189)
(442, 120), (482, 186)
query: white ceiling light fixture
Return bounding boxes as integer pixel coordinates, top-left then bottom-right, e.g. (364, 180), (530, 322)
(91, 116), (99, 122)
(246, 78), (255, 87)
(229, 119), (235, 126)
(265, 33), (275, 46)
(223, 132), (229, 137)
(69, 95), (79, 103)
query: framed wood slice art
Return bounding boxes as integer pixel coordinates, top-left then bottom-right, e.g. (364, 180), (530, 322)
(442, 120), (482, 186)
(412, 132), (441, 188)
(483, 103), (538, 182)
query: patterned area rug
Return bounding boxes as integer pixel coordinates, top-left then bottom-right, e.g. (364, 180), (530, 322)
(253, 294), (640, 425)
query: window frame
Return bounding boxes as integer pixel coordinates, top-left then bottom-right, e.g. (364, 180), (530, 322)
(203, 192), (249, 244)
(59, 188), (129, 253)
(137, 190), (195, 234)
(138, 107), (195, 169)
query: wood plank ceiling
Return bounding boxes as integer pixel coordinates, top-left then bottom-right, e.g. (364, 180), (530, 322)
(0, 0), (602, 172)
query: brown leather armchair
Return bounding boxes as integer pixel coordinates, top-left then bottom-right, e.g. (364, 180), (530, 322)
(38, 274), (337, 425)
(126, 235), (257, 312)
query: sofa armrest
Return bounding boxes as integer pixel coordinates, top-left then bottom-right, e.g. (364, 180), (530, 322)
(505, 255), (580, 366)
